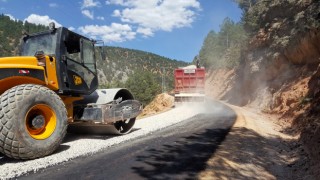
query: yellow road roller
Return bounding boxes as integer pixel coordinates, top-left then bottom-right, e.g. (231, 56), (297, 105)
(0, 23), (142, 160)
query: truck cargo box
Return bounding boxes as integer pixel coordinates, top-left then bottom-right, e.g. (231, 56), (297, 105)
(174, 66), (205, 102)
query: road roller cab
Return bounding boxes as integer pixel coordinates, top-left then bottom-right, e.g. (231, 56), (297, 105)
(0, 23), (142, 160)
(18, 23), (98, 95)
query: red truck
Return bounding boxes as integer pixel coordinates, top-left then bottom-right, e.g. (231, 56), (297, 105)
(174, 65), (205, 102)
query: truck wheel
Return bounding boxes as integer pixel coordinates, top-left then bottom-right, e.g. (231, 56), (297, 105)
(0, 84), (67, 160)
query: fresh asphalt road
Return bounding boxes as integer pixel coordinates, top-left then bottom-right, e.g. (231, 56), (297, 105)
(19, 100), (236, 180)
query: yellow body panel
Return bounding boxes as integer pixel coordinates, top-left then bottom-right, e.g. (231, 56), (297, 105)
(44, 56), (59, 90)
(0, 56), (39, 66)
(0, 56), (83, 122)
(0, 56), (60, 93)
(60, 96), (84, 122)
(0, 64), (44, 69)
(0, 76), (46, 95)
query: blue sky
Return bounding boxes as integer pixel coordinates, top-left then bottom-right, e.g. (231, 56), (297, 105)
(0, 0), (242, 62)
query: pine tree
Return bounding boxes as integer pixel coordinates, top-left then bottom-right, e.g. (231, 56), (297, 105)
(197, 17), (247, 69)
(125, 71), (161, 106)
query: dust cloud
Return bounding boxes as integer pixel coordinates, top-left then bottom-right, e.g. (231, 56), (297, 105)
(175, 99), (236, 119)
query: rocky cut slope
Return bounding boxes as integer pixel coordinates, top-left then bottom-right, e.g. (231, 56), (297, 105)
(226, 0), (320, 107)
(211, 0), (320, 177)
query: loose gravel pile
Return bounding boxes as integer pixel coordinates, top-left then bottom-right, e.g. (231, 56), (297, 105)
(0, 104), (203, 179)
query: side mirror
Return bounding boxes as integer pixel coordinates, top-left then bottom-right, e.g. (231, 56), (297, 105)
(49, 22), (56, 32)
(99, 46), (107, 61)
(94, 40), (106, 61)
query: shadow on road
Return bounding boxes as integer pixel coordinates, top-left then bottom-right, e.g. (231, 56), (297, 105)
(132, 122), (232, 179)
(0, 153), (22, 166)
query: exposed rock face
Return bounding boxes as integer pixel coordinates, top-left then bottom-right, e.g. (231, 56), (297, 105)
(225, 0), (320, 108)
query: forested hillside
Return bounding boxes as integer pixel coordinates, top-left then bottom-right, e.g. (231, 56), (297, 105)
(96, 46), (187, 90)
(0, 14), (48, 56)
(0, 14), (188, 105)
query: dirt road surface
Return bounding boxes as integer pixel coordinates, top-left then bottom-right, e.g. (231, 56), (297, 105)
(199, 104), (296, 180)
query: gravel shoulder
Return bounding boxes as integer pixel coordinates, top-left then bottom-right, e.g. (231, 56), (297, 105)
(198, 103), (296, 180)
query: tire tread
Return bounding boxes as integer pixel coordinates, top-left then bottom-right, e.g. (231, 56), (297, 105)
(0, 84), (67, 159)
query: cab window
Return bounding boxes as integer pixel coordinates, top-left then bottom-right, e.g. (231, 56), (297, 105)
(81, 38), (96, 74)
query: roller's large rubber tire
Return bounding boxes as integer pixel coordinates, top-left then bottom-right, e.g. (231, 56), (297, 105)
(0, 84), (68, 160)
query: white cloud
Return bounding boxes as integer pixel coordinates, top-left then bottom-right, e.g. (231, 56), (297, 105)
(49, 3), (58, 8)
(68, 26), (76, 31)
(5, 14), (16, 21)
(81, 0), (200, 42)
(137, 27), (153, 37)
(82, 0), (100, 8)
(106, 0), (201, 37)
(112, 9), (121, 17)
(97, 16), (105, 20)
(24, 14), (62, 27)
(106, 0), (125, 5)
(82, 10), (94, 19)
(78, 23), (136, 43)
